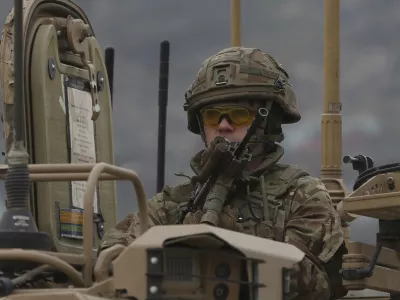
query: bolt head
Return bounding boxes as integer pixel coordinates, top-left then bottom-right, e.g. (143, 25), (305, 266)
(150, 257), (158, 264)
(149, 286), (158, 294)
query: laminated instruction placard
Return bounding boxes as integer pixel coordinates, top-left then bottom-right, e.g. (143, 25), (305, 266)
(67, 86), (99, 214)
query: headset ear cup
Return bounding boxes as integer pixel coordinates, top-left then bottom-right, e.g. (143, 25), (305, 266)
(264, 102), (284, 136)
(261, 100), (274, 135)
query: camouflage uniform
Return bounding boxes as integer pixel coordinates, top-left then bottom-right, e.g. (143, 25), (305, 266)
(100, 47), (347, 299)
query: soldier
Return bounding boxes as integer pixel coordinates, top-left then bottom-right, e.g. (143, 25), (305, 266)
(99, 47), (347, 299)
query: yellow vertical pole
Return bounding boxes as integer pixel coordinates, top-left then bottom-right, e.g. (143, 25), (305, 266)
(231, 0), (241, 46)
(321, 0), (352, 247)
(322, 0), (341, 176)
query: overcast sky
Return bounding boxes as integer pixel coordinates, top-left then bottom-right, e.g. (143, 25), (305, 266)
(1, 0), (400, 260)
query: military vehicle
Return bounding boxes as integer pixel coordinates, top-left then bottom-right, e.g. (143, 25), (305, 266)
(0, 0), (396, 299)
(0, 0), (309, 299)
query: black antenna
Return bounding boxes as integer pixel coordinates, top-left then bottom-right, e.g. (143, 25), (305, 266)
(104, 47), (115, 109)
(0, 0), (51, 269)
(156, 41), (170, 193)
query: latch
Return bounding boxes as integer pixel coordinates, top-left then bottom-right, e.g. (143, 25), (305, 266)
(66, 16), (100, 120)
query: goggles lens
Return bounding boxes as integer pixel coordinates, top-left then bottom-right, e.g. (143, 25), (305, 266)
(201, 107), (255, 126)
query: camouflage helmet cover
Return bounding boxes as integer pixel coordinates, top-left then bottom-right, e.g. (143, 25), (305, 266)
(184, 47), (301, 134)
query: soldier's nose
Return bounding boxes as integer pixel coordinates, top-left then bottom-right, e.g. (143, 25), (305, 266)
(217, 117), (234, 133)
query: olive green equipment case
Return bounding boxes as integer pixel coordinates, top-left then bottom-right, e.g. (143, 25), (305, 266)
(0, 0), (117, 255)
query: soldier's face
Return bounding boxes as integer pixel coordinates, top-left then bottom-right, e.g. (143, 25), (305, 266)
(201, 100), (262, 145)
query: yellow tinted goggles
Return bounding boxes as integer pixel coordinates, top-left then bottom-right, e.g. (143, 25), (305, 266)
(201, 107), (255, 126)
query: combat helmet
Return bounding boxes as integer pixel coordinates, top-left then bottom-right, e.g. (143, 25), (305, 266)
(184, 47), (301, 142)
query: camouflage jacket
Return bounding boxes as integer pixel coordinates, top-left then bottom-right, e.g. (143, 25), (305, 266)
(100, 145), (347, 300)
